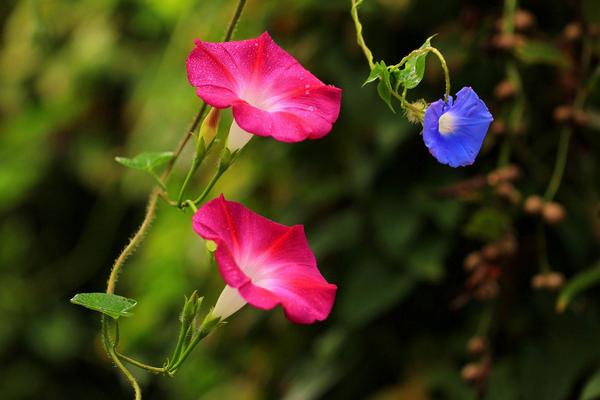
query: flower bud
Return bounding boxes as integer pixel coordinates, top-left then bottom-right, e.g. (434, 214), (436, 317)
(524, 195), (544, 215)
(181, 291), (202, 325)
(542, 202), (566, 224)
(198, 108), (221, 147)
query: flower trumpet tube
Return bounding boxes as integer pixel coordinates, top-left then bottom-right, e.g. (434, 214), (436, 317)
(423, 87), (493, 167)
(192, 195), (337, 324)
(186, 32), (342, 151)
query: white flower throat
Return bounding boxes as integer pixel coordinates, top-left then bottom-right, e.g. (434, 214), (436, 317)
(438, 112), (456, 136)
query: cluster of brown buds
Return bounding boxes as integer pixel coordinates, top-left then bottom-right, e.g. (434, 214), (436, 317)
(523, 195), (567, 225)
(490, 9), (535, 51)
(487, 164), (522, 204)
(463, 234), (517, 302)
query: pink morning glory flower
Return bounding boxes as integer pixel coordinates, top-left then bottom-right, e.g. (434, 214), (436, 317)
(192, 195), (337, 324)
(186, 32), (342, 151)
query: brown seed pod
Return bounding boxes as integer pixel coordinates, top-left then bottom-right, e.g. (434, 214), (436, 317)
(464, 251), (482, 271)
(514, 9), (535, 30)
(532, 272), (565, 290)
(573, 109), (589, 126)
(524, 195), (544, 215)
(544, 272), (565, 290)
(553, 105), (573, 123)
(482, 243), (501, 260)
(564, 22), (582, 41)
(498, 235), (517, 256)
(531, 273), (547, 289)
(491, 33), (525, 50)
(467, 336), (488, 355)
(475, 281), (500, 300)
(494, 80), (517, 100)
(461, 362), (489, 383)
(542, 202), (567, 224)
(491, 120), (507, 135)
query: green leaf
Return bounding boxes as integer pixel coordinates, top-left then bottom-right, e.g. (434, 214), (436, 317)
(556, 260), (600, 313)
(362, 61), (386, 86)
(395, 35), (436, 90)
(115, 151), (174, 172)
(70, 292), (138, 319)
(463, 207), (510, 242)
(581, 369), (600, 400)
(515, 40), (569, 68)
(363, 61), (395, 112)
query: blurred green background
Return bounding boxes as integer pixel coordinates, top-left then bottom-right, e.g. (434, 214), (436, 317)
(1, 0), (600, 399)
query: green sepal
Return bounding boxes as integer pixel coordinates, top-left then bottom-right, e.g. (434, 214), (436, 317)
(70, 292), (138, 319)
(115, 151), (174, 172)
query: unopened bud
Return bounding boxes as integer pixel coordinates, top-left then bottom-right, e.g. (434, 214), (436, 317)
(524, 195), (544, 215)
(542, 202), (566, 224)
(198, 108), (221, 146)
(181, 291), (202, 325)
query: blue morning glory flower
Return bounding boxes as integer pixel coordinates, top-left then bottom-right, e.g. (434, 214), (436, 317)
(423, 87), (493, 167)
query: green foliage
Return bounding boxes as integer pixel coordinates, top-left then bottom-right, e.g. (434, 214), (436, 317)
(364, 61), (395, 112)
(515, 40), (570, 67)
(581, 370), (600, 400)
(1, 0), (600, 399)
(463, 207), (510, 242)
(556, 260), (600, 312)
(394, 35), (436, 90)
(115, 151), (174, 172)
(70, 293), (137, 319)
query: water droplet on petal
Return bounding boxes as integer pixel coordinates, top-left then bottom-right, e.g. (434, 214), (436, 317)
(305, 90), (310, 95)
(305, 84), (310, 89)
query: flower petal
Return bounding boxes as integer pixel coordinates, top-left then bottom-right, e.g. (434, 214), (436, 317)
(187, 32), (342, 143)
(192, 195), (336, 324)
(423, 87), (493, 167)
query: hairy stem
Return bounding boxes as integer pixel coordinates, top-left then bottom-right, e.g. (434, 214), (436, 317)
(350, 0), (374, 69)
